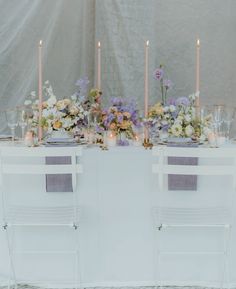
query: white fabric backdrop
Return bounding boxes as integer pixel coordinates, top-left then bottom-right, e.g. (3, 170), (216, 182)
(0, 0), (235, 116)
(0, 0), (95, 110)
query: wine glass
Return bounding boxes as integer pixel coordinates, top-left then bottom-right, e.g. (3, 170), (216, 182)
(18, 107), (28, 140)
(5, 109), (18, 141)
(223, 107), (236, 141)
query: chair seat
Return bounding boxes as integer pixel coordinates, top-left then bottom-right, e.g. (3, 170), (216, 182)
(5, 205), (79, 227)
(153, 207), (231, 229)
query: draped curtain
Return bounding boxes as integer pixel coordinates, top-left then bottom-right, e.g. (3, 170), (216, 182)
(0, 0), (235, 122)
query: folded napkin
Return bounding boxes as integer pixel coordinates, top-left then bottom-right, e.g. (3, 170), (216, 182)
(45, 142), (77, 193)
(167, 142), (198, 191)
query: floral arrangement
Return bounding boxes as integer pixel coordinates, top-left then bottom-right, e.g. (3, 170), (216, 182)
(149, 65), (212, 139)
(147, 94), (199, 138)
(24, 77), (101, 136)
(100, 97), (141, 141)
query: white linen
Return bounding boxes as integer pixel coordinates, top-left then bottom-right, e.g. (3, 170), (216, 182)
(0, 145), (236, 287)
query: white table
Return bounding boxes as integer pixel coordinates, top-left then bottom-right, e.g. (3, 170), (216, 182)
(0, 143), (236, 288)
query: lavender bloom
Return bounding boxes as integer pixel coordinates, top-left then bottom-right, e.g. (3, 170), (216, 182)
(166, 97), (176, 106)
(163, 79), (173, 89)
(175, 97), (190, 106)
(153, 68), (164, 80)
(117, 114), (123, 123)
(111, 97), (124, 107)
(75, 76), (89, 97)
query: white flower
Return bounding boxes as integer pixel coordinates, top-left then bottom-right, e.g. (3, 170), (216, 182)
(161, 120), (169, 126)
(184, 114), (192, 122)
(47, 96), (57, 107)
(169, 105), (176, 112)
(71, 94), (77, 101)
(185, 125), (194, 137)
(171, 123), (182, 137)
(30, 91), (36, 98)
(163, 106), (169, 112)
(24, 100), (32, 106)
(188, 93), (196, 101)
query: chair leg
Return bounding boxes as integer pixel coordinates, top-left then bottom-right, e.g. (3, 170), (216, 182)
(74, 227), (80, 289)
(221, 227), (231, 289)
(4, 227), (17, 289)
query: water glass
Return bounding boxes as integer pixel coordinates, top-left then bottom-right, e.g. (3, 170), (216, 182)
(18, 107), (28, 139)
(5, 109), (18, 141)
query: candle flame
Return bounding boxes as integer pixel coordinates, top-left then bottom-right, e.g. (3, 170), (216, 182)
(197, 39), (200, 47)
(98, 41), (101, 48)
(39, 40), (43, 46)
(146, 40), (149, 46)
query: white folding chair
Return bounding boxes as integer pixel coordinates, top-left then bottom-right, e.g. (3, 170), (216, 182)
(0, 146), (83, 289)
(152, 146), (236, 289)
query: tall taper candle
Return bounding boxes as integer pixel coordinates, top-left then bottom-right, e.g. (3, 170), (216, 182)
(97, 41), (101, 90)
(144, 40), (149, 139)
(195, 38), (200, 114)
(38, 40), (43, 142)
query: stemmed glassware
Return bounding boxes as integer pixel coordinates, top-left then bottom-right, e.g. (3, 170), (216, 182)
(18, 106), (28, 140)
(223, 107), (236, 141)
(5, 109), (18, 141)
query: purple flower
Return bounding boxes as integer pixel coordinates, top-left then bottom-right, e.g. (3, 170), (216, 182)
(175, 97), (190, 106)
(166, 97), (176, 105)
(163, 79), (173, 89)
(153, 68), (164, 80)
(111, 97), (124, 106)
(75, 76), (89, 98)
(117, 114), (123, 123)
(107, 113), (115, 123)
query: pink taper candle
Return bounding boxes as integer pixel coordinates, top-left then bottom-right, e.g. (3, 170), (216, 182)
(38, 40), (43, 142)
(144, 40), (149, 139)
(195, 39), (200, 115)
(97, 41), (101, 90)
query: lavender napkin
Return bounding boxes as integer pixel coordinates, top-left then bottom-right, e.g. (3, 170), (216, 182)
(45, 143), (77, 192)
(167, 143), (198, 191)
(46, 156), (73, 192)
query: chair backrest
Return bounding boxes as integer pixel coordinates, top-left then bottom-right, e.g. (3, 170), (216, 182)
(0, 146), (83, 193)
(0, 146), (83, 225)
(152, 146), (236, 192)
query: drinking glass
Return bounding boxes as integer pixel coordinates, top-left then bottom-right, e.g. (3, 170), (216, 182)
(5, 109), (18, 141)
(223, 107), (236, 141)
(18, 107), (28, 139)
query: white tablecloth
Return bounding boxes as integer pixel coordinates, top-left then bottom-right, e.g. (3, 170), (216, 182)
(0, 144), (236, 287)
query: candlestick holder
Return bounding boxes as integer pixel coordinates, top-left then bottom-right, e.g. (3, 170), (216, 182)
(143, 138), (153, 149)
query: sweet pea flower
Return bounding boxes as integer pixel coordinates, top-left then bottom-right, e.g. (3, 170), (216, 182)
(153, 68), (164, 80)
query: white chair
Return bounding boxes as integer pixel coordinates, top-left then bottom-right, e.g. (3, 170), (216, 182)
(0, 146), (83, 289)
(152, 146), (235, 289)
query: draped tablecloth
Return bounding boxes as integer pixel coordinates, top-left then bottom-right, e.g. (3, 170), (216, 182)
(0, 144), (236, 287)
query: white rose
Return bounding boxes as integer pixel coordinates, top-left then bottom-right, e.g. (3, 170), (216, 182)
(171, 123), (182, 137)
(185, 125), (194, 137)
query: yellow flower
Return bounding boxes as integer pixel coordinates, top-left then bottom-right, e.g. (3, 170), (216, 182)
(123, 112), (131, 119)
(119, 120), (130, 130)
(149, 102), (163, 117)
(109, 123), (117, 130)
(69, 105), (79, 115)
(64, 99), (71, 106)
(53, 121), (62, 130)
